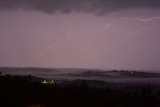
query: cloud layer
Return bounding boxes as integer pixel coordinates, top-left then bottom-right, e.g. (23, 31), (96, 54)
(0, 0), (160, 14)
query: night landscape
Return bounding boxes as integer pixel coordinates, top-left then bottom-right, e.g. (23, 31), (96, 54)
(1, 0), (160, 107)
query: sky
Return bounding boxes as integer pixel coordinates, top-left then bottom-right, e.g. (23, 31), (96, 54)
(0, 0), (160, 70)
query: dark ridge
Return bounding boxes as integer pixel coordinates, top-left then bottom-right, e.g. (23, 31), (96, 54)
(1, 74), (160, 107)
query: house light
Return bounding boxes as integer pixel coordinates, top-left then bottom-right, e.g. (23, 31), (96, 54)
(42, 80), (47, 84)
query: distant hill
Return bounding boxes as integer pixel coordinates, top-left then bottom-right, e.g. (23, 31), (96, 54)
(70, 70), (160, 78)
(1, 67), (160, 83)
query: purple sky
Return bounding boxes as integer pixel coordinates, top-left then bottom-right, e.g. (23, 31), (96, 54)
(0, 0), (160, 70)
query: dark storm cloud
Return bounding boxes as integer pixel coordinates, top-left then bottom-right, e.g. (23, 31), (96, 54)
(0, 0), (160, 14)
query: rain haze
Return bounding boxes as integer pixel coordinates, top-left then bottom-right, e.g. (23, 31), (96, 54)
(0, 0), (160, 71)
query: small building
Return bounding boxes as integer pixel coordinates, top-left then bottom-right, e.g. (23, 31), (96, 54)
(42, 80), (47, 84)
(42, 80), (55, 84)
(50, 80), (55, 84)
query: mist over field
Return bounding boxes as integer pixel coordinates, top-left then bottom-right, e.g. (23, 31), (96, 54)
(1, 67), (160, 84)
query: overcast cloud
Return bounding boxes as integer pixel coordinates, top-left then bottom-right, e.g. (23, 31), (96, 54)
(0, 0), (160, 14)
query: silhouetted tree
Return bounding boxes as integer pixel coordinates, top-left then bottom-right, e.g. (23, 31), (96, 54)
(1, 75), (160, 107)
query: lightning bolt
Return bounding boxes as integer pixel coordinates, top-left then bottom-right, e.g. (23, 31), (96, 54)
(103, 16), (160, 30)
(33, 49), (49, 67)
(133, 17), (160, 22)
(41, 26), (71, 55)
(104, 17), (129, 30)
(103, 16), (160, 37)
(34, 26), (72, 67)
(132, 17), (160, 36)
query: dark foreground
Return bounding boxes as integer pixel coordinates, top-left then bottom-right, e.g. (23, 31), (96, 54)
(1, 75), (160, 107)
